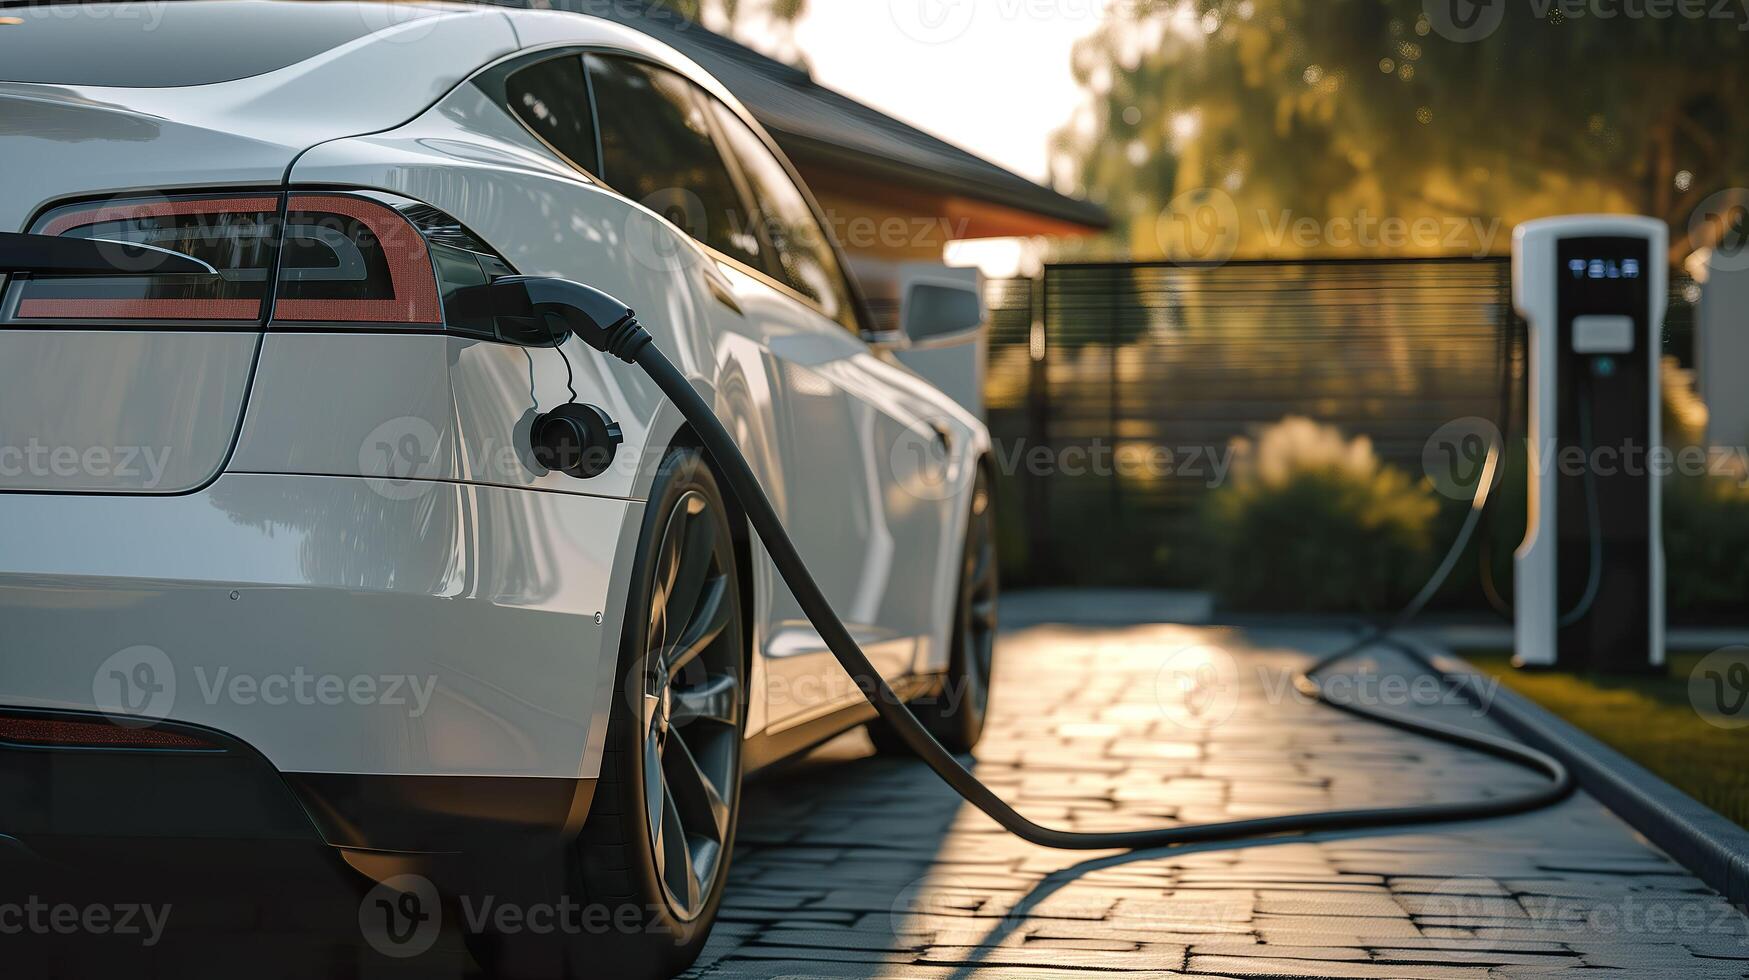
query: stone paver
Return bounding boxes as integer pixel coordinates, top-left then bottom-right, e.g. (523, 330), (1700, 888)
(689, 608), (1749, 979)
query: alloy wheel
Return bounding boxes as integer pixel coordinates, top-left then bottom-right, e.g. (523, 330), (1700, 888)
(641, 489), (741, 921)
(961, 476), (999, 711)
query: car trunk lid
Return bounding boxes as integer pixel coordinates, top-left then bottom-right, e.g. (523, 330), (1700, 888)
(0, 4), (518, 493)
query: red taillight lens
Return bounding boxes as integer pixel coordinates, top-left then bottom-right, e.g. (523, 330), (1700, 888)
(4, 189), (528, 338)
(5, 195), (281, 322)
(272, 193), (442, 325)
(0, 712), (217, 751)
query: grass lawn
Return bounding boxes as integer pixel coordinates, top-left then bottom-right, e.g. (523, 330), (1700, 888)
(1462, 651), (1749, 831)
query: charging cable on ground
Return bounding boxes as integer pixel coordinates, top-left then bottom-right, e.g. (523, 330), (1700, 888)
(526, 277), (1575, 851)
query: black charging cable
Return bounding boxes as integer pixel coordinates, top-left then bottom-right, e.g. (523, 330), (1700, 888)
(522, 285), (1571, 850)
(1475, 328), (1605, 630)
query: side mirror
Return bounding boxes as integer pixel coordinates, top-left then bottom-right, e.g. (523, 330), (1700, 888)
(902, 279), (985, 347)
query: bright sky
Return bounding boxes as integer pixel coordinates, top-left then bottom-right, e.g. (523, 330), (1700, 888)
(788, 2), (1116, 185)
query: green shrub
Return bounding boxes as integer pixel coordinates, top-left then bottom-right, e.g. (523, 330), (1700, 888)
(1666, 470), (1749, 616)
(1201, 416), (1440, 612)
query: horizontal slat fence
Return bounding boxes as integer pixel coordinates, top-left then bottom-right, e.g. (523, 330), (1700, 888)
(985, 258), (1516, 588)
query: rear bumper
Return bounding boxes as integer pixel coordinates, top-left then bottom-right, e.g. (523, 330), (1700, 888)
(0, 473), (637, 781)
(0, 709), (596, 962)
(0, 706), (594, 859)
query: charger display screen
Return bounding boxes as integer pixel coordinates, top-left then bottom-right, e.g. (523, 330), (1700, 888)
(1556, 236), (1650, 333)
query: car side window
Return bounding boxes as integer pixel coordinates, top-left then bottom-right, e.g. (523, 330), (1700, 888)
(706, 99), (858, 331)
(585, 55), (764, 270)
(504, 54), (599, 176)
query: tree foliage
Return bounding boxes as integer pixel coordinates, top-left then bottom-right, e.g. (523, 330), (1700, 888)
(1052, 0), (1749, 262)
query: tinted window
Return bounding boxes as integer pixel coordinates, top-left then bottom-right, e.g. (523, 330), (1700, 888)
(585, 55), (764, 270)
(0, 1), (399, 87)
(505, 55), (599, 175)
(707, 100), (856, 329)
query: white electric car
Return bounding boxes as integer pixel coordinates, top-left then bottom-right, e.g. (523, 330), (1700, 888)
(0, 2), (996, 975)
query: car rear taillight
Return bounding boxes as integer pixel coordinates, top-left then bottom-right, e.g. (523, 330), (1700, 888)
(3, 189), (534, 340)
(2, 194), (281, 323)
(272, 193), (442, 325)
(273, 191), (537, 340)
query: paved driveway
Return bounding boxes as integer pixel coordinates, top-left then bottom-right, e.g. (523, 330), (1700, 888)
(692, 603), (1749, 978)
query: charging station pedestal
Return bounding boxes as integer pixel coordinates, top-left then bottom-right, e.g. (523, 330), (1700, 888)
(1512, 216), (1666, 673)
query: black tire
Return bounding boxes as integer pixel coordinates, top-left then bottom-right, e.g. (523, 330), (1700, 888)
(868, 465), (999, 755)
(470, 447), (746, 980)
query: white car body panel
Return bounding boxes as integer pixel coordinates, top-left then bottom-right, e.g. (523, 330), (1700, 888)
(0, 473), (629, 777)
(0, 4), (990, 784)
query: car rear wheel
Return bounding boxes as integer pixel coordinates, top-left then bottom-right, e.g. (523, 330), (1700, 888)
(470, 446), (745, 980)
(869, 465), (998, 755)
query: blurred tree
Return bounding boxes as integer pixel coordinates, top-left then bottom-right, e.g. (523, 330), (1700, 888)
(1052, 0), (1749, 263)
(641, 0), (810, 66)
